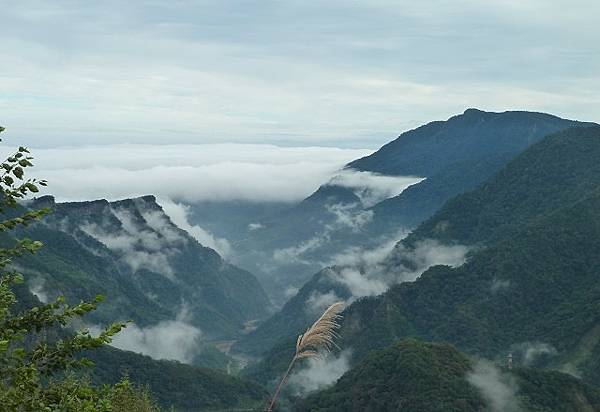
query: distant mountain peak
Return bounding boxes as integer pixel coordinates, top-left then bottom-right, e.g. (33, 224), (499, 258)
(463, 107), (484, 115)
(347, 110), (596, 177)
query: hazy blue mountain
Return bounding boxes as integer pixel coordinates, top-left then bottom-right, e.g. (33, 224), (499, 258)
(367, 152), (516, 230)
(194, 110), (595, 305)
(17, 195), (270, 341)
(348, 108), (594, 176)
(354, 109), (596, 245)
(245, 126), (600, 388)
(234, 115), (597, 354)
(187, 199), (290, 243)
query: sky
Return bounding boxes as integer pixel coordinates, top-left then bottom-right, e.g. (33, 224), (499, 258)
(1, 1), (599, 149)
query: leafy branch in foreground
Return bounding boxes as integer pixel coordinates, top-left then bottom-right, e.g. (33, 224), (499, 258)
(266, 302), (344, 412)
(0, 128), (148, 411)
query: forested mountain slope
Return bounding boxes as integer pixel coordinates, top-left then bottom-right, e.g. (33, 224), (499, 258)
(348, 108), (594, 176)
(296, 340), (600, 412)
(16, 195), (270, 340)
(86, 346), (269, 412)
(337, 125), (600, 382)
(246, 125), (600, 388)
(227, 110), (594, 302)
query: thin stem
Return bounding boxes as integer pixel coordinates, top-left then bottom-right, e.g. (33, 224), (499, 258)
(266, 355), (297, 412)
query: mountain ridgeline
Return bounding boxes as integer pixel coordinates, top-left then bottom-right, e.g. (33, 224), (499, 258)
(215, 109), (595, 303)
(359, 109), (597, 243)
(244, 125), (600, 397)
(337, 125), (600, 380)
(348, 108), (594, 176)
(234, 111), (597, 355)
(17, 195), (270, 340)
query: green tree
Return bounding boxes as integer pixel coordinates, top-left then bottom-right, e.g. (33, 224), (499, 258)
(0, 127), (156, 411)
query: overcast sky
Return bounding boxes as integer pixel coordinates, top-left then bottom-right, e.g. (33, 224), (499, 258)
(1, 1), (599, 148)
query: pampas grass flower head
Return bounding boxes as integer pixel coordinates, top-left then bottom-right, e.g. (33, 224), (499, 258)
(266, 301), (344, 412)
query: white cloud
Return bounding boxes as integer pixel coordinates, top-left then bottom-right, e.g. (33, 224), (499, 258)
(305, 291), (342, 316)
(158, 197), (232, 257)
(467, 360), (522, 412)
(328, 231), (407, 268)
(392, 240), (470, 276)
(284, 287), (299, 298)
(0, 144), (371, 204)
(78, 202), (190, 278)
(332, 268), (388, 298)
(110, 320), (201, 363)
(273, 234), (329, 265)
(324, 237), (469, 302)
(269, 171), (419, 267)
(28, 277), (49, 304)
(102, 308), (202, 364)
(137, 200), (185, 244)
(511, 342), (557, 367)
(81, 221), (175, 278)
(289, 351), (352, 395)
(328, 170), (424, 207)
(248, 222), (265, 231)
(326, 203), (374, 232)
(560, 363), (582, 378)
(491, 278), (511, 293)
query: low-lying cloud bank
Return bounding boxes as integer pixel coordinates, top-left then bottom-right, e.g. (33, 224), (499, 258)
(1, 144), (371, 203)
(323, 238), (469, 303)
(301, 236), (469, 317)
(91, 309), (202, 364)
(289, 351), (352, 395)
(328, 170), (424, 207)
(511, 342), (557, 367)
(467, 360), (522, 412)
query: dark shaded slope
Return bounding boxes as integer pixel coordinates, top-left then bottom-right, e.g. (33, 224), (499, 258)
(335, 126), (600, 382)
(247, 125), (600, 386)
(407, 125), (600, 245)
(349, 108), (595, 176)
(368, 152), (515, 230)
(296, 340), (600, 412)
(343, 189), (600, 364)
(230, 110), (595, 303)
(87, 346), (269, 412)
(234, 267), (353, 356)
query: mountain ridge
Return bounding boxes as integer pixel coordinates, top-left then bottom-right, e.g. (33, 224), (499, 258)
(18, 194), (271, 341)
(243, 125), (600, 389)
(223, 109), (596, 304)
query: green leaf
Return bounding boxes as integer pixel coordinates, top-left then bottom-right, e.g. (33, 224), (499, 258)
(13, 166), (23, 179)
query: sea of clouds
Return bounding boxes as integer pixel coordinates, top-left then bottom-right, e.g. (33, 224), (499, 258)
(1, 143), (425, 260)
(0, 143), (372, 203)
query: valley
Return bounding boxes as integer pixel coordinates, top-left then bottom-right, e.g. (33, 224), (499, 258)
(4, 110), (600, 411)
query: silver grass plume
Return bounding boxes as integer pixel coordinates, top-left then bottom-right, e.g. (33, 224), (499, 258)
(266, 302), (344, 412)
